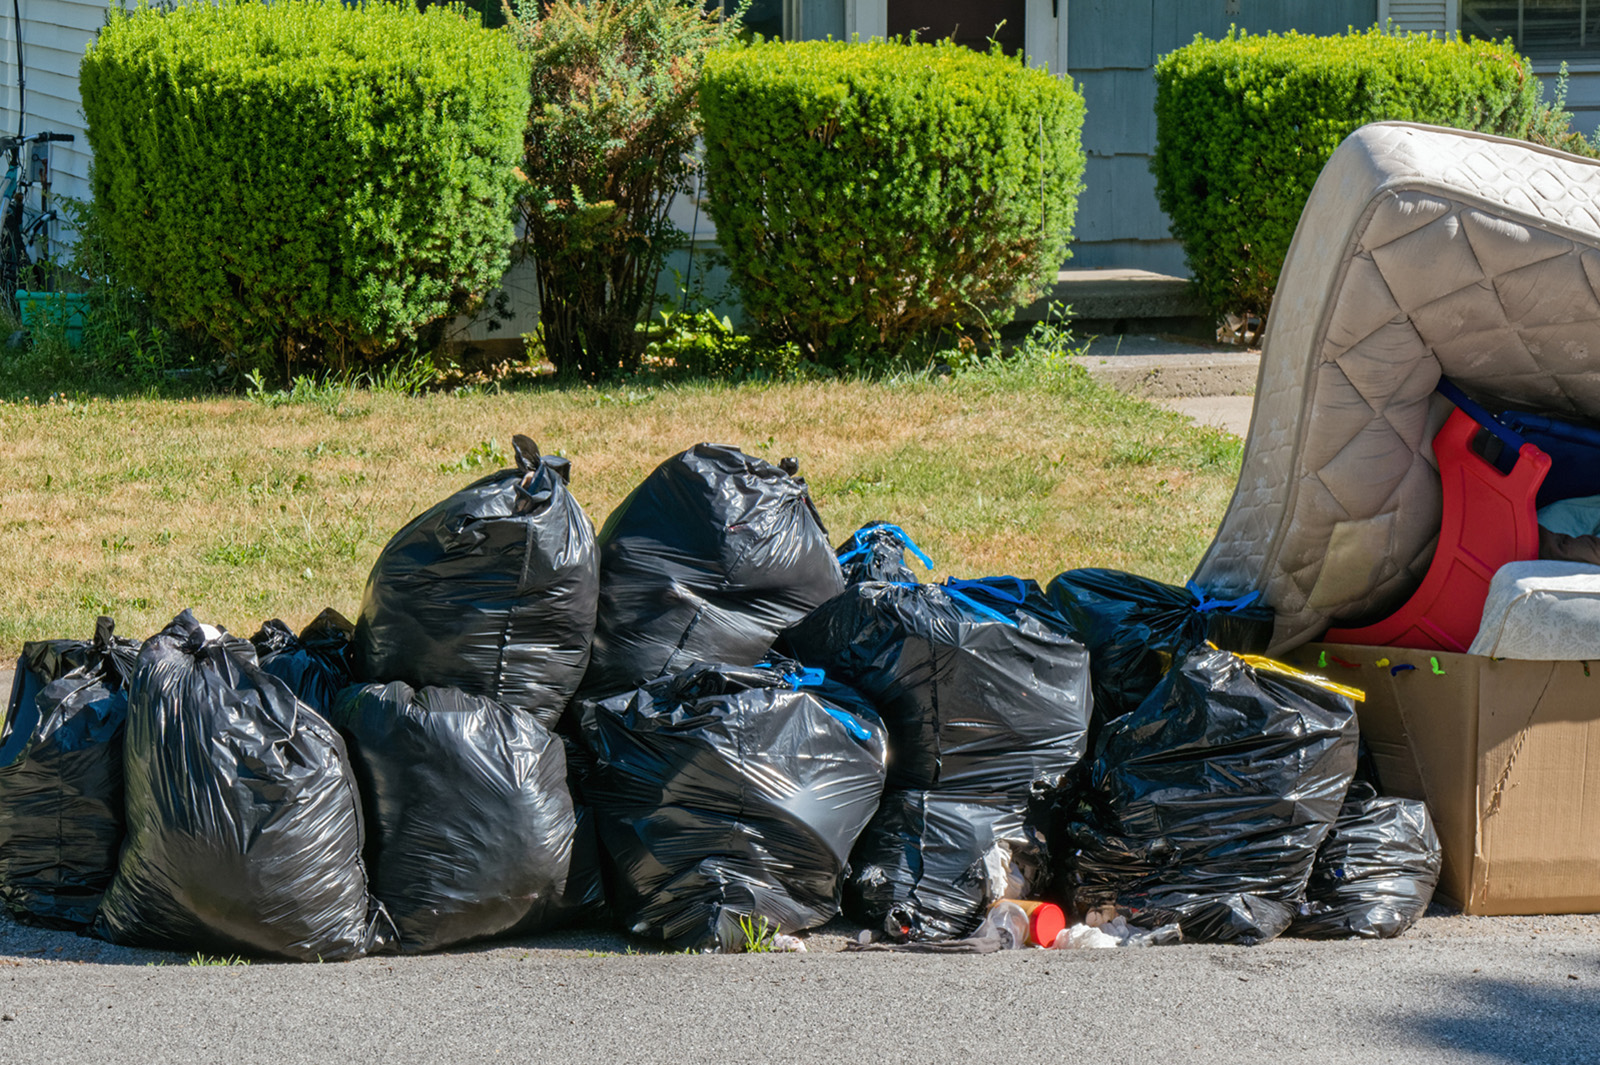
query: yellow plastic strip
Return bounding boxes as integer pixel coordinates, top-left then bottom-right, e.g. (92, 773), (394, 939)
(1238, 654), (1366, 703)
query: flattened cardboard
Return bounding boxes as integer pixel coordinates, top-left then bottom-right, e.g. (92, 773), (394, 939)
(1290, 643), (1600, 915)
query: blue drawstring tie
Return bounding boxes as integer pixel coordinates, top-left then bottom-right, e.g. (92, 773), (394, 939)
(1187, 580), (1261, 614)
(837, 522), (935, 570)
(938, 580), (1020, 628)
(783, 667), (872, 741)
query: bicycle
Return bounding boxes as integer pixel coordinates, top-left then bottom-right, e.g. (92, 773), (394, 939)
(0, 130), (75, 315)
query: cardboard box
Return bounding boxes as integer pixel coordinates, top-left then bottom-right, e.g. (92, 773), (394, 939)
(1287, 643), (1600, 915)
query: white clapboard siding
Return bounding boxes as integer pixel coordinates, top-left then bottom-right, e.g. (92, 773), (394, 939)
(1378, 0), (1456, 34)
(0, 0), (108, 211)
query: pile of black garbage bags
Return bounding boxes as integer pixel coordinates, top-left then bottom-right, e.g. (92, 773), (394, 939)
(0, 438), (1441, 959)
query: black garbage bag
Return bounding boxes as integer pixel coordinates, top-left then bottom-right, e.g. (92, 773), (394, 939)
(355, 435), (598, 729)
(783, 577), (1091, 793)
(579, 661), (887, 951)
(1064, 647), (1359, 945)
(1290, 782), (1440, 939)
(251, 608), (355, 715)
(92, 611), (391, 961)
(330, 681), (585, 953)
(1045, 569), (1274, 727)
(581, 444), (843, 698)
(0, 617), (139, 928)
(836, 522), (934, 585)
(844, 788), (1052, 941)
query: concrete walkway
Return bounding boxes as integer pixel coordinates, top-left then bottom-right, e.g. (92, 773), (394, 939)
(1073, 333), (1260, 438)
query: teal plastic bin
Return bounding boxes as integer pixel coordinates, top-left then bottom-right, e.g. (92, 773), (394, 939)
(15, 291), (88, 348)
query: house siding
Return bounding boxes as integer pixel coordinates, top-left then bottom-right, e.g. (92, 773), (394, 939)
(1068, 0), (1381, 276)
(0, 0), (104, 210)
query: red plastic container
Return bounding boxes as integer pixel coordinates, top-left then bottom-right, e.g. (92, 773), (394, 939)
(1325, 408), (1550, 653)
(1017, 900), (1066, 947)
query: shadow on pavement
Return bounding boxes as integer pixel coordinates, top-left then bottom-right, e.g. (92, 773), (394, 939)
(1394, 967), (1600, 1064)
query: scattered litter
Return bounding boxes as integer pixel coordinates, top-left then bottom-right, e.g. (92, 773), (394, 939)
(973, 899), (1066, 949)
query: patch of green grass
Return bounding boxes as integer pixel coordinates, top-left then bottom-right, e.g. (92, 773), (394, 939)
(0, 344), (1243, 650)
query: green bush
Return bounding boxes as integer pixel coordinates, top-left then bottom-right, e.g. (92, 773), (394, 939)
(509, 0), (744, 379)
(700, 39), (1085, 369)
(80, 0), (529, 376)
(1152, 27), (1542, 325)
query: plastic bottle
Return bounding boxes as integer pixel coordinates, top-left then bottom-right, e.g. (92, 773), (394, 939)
(977, 899), (1067, 948)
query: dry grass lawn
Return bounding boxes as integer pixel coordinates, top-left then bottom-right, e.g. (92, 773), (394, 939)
(0, 358), (1245, 652)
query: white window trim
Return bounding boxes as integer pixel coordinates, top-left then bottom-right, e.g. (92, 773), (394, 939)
(845, 0), (1065, 71)
(845, 0), (888, 41)
(1377, 0), (1460, 35)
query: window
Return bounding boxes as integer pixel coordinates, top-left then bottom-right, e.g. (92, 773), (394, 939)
(1462, 0), (1600, 58)
(709, 0), (784, 39)
(887, 0), (1026, 54)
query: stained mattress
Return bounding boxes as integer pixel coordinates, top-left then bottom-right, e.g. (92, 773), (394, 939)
(1193, 122), (1600, 652)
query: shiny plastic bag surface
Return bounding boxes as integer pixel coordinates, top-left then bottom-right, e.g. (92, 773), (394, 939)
(836, 522), (934, 585)
(93, 611), (390, 961)
(1290, 784), (1440, 939)
(1065, 648), (1358, 945)
(582, 444), (843, 698)
(783, 577), (1091, 793)
(331, 681), (585, 953)
(580, 661), (886, 951)
(1045, 569), (1273, 726)
(355, 436), (598, 728)
(0, 617), (138, 928)
(251, 608), (354, 715)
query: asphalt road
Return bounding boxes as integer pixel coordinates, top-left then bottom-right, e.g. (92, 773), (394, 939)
(3, 910), (1599, 1065)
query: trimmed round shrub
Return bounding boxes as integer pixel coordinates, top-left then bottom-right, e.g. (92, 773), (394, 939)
(79, 0), (529, 375)
(1152, 27), (1542, 325)
(700, 39), (1085, 369)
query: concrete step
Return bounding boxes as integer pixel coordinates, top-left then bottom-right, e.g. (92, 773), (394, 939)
(1018, 268), (1211, 340)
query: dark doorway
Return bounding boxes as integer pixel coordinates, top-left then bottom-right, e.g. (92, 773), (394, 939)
(887, 0), (1026, 54)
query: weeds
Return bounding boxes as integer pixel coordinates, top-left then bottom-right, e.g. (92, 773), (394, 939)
(738, 914), (777, 953)
(440, 438), (507, 473)
(187, 953), (250, 967)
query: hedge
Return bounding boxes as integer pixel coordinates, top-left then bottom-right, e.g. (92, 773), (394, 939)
(1152, 27), (1542, 324)
(80, 0), (529, 374)
(700, 39), (1085, 368)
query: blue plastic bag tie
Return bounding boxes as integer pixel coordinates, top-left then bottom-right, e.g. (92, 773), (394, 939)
(942, 586), (1019, 627)
(823, 706), (873, 743)
(837, 522), (935, 570)
(944, 576), (1028, 605)
(782, 667), (827, 691)
(1187, 580), (1261, 614)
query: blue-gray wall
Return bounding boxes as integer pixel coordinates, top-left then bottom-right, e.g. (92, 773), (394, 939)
(1069, 0), (1381, 274)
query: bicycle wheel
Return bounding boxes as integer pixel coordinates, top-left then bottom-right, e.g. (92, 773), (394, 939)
(0, 221), (20, 318)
